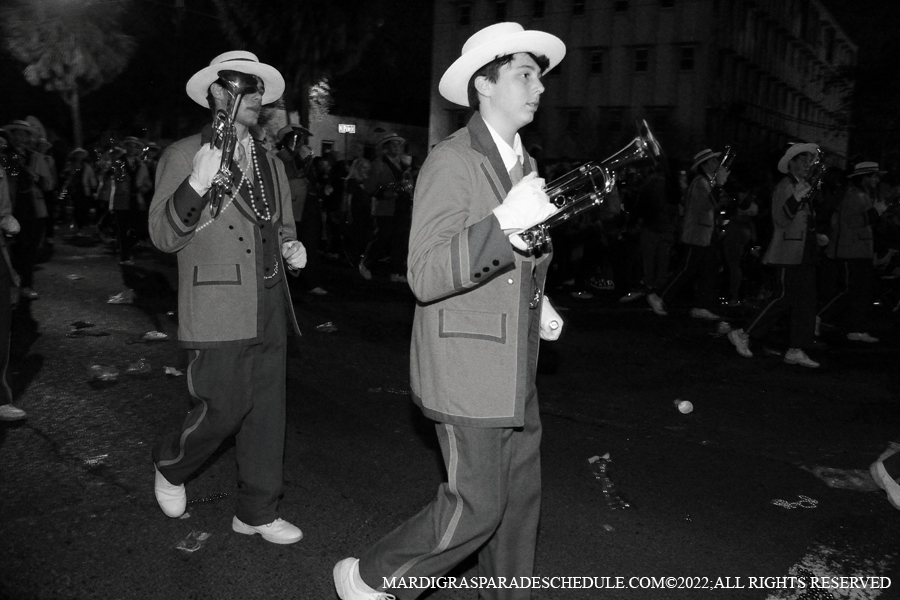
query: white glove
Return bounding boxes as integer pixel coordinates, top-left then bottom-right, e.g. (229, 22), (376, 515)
(0, 214), (21, 236)
(874, 199), (887, 216)
(493, 172), (556, 232)
(540, 299), (563, 341)
(282, 240), (307, 270)
(792, 181), (812, 202)
(817, 233), (829, 247)
(188, 144), (223, 196)
(715, 168), (730, 188)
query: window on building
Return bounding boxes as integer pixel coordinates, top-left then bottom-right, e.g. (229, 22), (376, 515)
(321, 140), (335, 155)
(495, 0), (507, 21)
(679, 46), (695, 71)
(534, 0), (545, 18)
(635, 47), (649, 72)
(573, 0), (585, 15)
(615, 0), (629, 12)
(648, 107), (671, 133)
(607, 108), (624, 133)
(590, 50), (603, 74)
(458, 2), (471, 26)
(566, 109), (582, 133)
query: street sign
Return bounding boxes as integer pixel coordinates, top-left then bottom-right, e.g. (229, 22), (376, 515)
(338, 124), (356, 134)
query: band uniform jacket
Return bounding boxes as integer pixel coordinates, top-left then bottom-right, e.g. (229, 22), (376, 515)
(408, 113), (550, 428)
(828, 185), (876, 260)
(149, 133), (300, 348)
(763, 175), (814, 266)
(680, 175), (716, 247)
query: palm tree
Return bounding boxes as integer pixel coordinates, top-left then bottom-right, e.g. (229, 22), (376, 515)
(0, 0), (136, 147)
(212, 0), (384, 128)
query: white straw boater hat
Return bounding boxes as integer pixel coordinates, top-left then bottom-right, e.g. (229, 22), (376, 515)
(438, 22), (566, 107)
(186, 50), (285, 108)
(849, 161), (886, 178)
(778, 142), (819, 174)
(690, 148), (721, 172)
(380, 132), (405, 146)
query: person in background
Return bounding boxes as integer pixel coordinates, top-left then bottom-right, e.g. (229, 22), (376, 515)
(344, 157), (373, 267)
(61, 148), (98, 234)
(728, 142), (824, 368)
(0, 136), (24, 421)
(646, 148), (729, 320)
(817, 161), (888, 342)
(721, 185), (759, 306)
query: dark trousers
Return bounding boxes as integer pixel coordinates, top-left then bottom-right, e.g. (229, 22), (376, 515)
(818, 258), (874, 333)
(362, 216), (409, 276)
(657, 242), (718, 309)
(153, 282), (288, 526)
(640, 227), (675, 291)
(115, 209), (139, 262)
(297, 209), (323, 291)
(359, 386), (542, 600)
(0, 256), (12, 404)
(746, 264), (816, 350)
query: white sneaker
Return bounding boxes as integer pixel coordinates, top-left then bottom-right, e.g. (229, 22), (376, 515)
(154, 466), (186, 518)
(307, 287), (329, 296)
(646, 293), (667, 316)
(690, 307), (723, 320)
(870, 448), (900, 510)
(358, 262), (372, 281)
(727, 328), (753, 358)
(0, 404), (26, 421)
(334, 557), (396, 600)
(847, 332), (879, 343)
(784, 348), (819, 368)
(232, 516), (303, 545)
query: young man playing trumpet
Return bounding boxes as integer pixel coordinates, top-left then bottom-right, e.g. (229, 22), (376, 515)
(148, 51), (307, 543)
(334, 22), (566, 600)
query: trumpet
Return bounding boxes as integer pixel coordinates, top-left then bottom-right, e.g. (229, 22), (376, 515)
(515, 119), (662, 254)
(710, 145), (736, 188)
(800, 148), (826, 204)
(208, 70), (262, 219)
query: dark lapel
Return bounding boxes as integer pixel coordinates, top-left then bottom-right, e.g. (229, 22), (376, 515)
(467, 112), (534, 200)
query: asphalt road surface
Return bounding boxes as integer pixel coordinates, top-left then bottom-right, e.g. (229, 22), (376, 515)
(1, 234), (899, 600)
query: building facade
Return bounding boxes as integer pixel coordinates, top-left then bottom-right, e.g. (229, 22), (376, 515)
(430, 0), (856, 179)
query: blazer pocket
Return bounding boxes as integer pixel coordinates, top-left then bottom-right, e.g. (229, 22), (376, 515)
(193, 264), (242, 286)
(439, 309), (507, 343)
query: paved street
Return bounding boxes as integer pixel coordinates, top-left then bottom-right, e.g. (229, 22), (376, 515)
(1, 234), (899, 600)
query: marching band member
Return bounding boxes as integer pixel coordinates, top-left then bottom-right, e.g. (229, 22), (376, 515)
(646, 148), (729, 319)
(148, 51), (306, 544)
(729, 142), (823, 368)
(334, 22), (565, 600)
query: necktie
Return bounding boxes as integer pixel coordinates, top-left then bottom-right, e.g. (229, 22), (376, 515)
(509, 157), (524, 186)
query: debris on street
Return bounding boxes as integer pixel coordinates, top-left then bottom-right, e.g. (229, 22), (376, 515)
(175, 531), (211, 553)
(89, 365), (119, 383)
(142, 331), (168, 341)
(770, 495), (818, 509)
(107, 290), (135, 304)
(83, 454), (109, 467)
(187, 492), (228, 506)
(67, 274), (84, 281)
(316, 321), (338, 333)
(588, 454), (631, 510)
(165, 367), (184, 377)
(674, 399), (693, 414)
(124, 359), (152, 375)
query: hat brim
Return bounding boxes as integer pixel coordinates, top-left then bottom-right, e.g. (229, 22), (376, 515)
(850, 169), (887, 177)
(381, 136), (405, 145)
(691, 152), (721, 172)
(439, 31), (566, 107)
(186, 62), (285, 108)
(778, 143), (819, 174)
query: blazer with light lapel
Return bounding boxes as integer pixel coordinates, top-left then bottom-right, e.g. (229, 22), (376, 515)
(408, 113), (551, 428)
(763, 175), (814, 266)
(148, 132), (300, 348)
(830, 185), (875, 259)
(680, 174), (716, 247)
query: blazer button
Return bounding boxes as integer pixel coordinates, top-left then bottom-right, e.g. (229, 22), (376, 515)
(507, 278), (514, 284)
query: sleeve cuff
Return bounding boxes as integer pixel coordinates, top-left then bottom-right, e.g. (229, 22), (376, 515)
(166, 177), (207, 235)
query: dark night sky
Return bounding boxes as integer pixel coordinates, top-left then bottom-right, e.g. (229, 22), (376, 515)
(1, 0), (896, 152)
